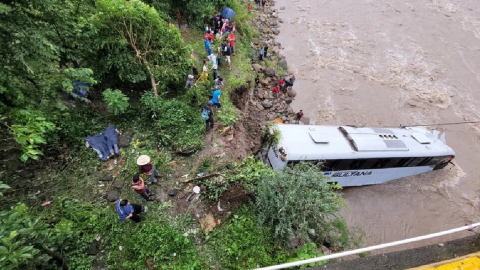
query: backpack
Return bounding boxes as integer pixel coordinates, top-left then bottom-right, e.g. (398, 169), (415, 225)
(201, 107), (210, 121)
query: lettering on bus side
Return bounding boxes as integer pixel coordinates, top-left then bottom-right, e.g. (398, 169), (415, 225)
(272, 147), (279, 158)
(331, 171), (373, 177)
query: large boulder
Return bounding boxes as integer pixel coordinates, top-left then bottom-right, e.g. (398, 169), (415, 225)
(118, 131), (134, 148)
(255, 88), (265, 99)
(252, 63), (263, 72)
(112, 179), (124, 189)
(285, 98), (293, 104)
(106, 190), (120, 202)
(279, 59), (288, 69)
(261, 100), (273, 109)
(287, 89), (297, 97)
(273, 29), (280, 35)
(264, 67), (276, 77)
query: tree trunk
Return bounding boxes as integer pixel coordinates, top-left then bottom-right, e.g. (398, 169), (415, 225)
(145, 63), (159, 98)
(176, 9), (182, 28)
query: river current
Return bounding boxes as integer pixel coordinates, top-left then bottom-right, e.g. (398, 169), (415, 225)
(275, 0), (480, 253)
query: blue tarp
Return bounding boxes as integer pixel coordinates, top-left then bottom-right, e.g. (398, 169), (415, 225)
(221, 7), (235, 19)
(86, 125), (118, 161)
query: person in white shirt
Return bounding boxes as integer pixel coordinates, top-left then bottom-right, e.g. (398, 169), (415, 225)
(208, 52), (218, 79)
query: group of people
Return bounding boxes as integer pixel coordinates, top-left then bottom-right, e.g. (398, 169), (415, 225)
(184, 11), (240, 133)
(115, 154), (160, 222)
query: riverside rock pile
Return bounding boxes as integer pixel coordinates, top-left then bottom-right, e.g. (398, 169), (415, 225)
(247, 3), (300, 124)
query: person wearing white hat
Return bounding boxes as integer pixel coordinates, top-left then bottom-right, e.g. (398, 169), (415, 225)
(137, 155), (160, 184)
(185, 74), (195, 89)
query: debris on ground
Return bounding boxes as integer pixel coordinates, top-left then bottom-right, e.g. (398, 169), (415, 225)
(199, 213), (216, 234)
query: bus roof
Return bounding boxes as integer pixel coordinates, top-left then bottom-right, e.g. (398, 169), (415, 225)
(275, 124), (455, 161)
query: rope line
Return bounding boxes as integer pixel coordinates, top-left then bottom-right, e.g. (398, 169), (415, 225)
(401, 120), (480, 127)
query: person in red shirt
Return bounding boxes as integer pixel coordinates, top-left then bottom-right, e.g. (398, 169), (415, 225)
(247, 3), (252, 12)
(295, 110), (304, 124)
(131, 174), (154, 201)
(278, 78), (286, 93)
(227, 31), (236, 55)
(272, 86), (280, 96)
(137, 155), (160, 184)
(205, 31), (215, 42)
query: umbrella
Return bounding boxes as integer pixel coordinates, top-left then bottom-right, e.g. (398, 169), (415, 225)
(221, 7), (235, 19)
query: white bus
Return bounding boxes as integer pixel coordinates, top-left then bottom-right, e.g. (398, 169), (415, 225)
(260, 125), (455, 187)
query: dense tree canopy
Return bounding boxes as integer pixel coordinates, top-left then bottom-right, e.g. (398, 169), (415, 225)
(0, 0), (194, 160)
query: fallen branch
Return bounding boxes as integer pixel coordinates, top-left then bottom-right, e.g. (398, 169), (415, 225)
(181, 173), (222, 183)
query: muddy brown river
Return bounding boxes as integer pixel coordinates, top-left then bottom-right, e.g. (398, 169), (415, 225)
(275, 0), (480, 253)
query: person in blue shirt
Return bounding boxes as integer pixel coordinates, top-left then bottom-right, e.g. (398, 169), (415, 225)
(116, 199), (146, 222)
(204, 37), (212, 56)
(212, 88), (222, 109)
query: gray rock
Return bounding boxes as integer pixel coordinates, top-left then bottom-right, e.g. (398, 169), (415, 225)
(168, 189), (179, 196)
(261, 100), (273, 109)
(279, 59), (288, 69)
(112, 179), (124, 189)
(260, 79), (270, 86)
(287, 89), (297, 97)
(256, 102), (264, 110)
(85, 240), (101, 255)
(253, 38), (259, 45)
(279, 18), (284, 23)
(98, 174), (113, 182)
(265, 67), (276, 77)
(287, 107), (294, 114)
(118, 132), (134, 148)
(285, 98), (293, 104)
(279, 6), (286, 10)
(252, 63), (263, 72)
(256, 88), (265, 99)
(106, 190), (120, 202)
(273, 29), (280, 35)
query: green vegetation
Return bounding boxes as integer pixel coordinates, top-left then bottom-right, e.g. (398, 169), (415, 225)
(255, 162), (346, 245)
(205, 206), (287, 269)
(0, 0), (357, 269)
(103, 89), (130, 115)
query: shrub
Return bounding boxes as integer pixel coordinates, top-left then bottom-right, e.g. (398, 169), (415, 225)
(6, 109), (56, 162)
(102, 89), (130, 115)
(141, 92), (204, 151)
(206, 206), (286, 269)
(116, 222), (203, 269)
(255, 162), (347, 246)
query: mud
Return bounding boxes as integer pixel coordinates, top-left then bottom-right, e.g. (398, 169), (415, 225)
(275, 0), (480, 253)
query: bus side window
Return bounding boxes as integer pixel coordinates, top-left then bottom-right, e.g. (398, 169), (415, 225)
(396, 158), (413, 167)
(335, 160), (353, 171)
(323, 160), (340, 171)
(361, 159), (379, 170)
(372, 159), (390, 169)
(407, 158), (425, 167)
(418, 157), (433, 166)
(349, 159), (367, 170)
(426, 157), (443, 166)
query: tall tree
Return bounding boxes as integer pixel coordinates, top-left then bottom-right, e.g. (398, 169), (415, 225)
(95, 0), (191, 98)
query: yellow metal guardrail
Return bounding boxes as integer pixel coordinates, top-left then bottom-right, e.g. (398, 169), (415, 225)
(409, 252), (480, 270)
